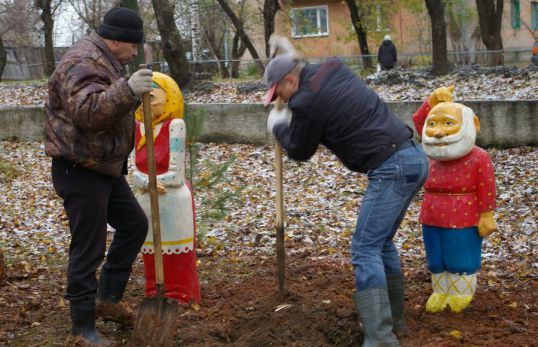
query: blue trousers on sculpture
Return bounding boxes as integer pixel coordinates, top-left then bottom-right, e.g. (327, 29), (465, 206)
(422, 225), (483, 275)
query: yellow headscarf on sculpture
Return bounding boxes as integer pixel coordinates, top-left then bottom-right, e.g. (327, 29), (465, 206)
(135, 72), (184, 151)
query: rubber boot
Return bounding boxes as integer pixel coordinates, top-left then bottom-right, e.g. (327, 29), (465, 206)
(386, 274), (408, 338)
(96, 270), (134, 325)
(354, 288), (400, 347)
(69, 300), (112, 346)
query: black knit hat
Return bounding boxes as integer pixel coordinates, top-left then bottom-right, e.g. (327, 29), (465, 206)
(98, 7), (144, 44)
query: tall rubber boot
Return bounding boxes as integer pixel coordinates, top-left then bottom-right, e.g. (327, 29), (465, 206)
(96, 270), (134, 325)
(354, 288), (400, 347)
(69, 300), (112, 346)
(386, 274), (408, 338)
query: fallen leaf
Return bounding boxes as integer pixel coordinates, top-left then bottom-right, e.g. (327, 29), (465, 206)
(449, 330), (462, 339)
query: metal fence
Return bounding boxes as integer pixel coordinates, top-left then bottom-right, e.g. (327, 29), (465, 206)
(2, 48), (536, 81)
(1, 47), (69, 81)
(152, 49), (536, 79)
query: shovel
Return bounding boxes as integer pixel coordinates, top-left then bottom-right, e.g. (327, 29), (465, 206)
(131, 65), (179, 346)
(273, 97), (287, 299)
(269, 36), (293, 299)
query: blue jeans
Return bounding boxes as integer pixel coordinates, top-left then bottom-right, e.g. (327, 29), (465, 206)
(351, 140), (428, 291)
(422, 225), (483, 274)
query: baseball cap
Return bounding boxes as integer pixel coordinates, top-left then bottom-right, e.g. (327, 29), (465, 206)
(263, 53), (299, 106)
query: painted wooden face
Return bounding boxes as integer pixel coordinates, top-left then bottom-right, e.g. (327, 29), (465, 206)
(422, 102), (479, 161)
(134, 72), (184, 128)
(150, 87), (167, 120)
(424, 103), (463, 140)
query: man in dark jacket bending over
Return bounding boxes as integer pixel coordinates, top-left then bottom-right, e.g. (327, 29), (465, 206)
(264, 54), (428, 346)
(45, 7), (153, 345)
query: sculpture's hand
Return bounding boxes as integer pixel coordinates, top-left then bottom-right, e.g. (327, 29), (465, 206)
(156, 181), (167, 194)
(139, 181), (167, 195)
(477, 211), (497, 237)
(428, 85), (455, 107)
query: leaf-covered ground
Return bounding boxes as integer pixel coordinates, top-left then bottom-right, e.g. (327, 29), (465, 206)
(0, 141), (536, 346)
(2, 65), (537, 106)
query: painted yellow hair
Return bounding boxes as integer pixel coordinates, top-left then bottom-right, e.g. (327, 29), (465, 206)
(135, 72), (184, 150)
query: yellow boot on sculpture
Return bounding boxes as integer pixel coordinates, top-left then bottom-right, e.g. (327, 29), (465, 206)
(426, 272), (449, 312)
(446, 273), (477, 313)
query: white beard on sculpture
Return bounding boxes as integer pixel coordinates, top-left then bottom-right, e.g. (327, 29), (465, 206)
(422, 106), (476, 161)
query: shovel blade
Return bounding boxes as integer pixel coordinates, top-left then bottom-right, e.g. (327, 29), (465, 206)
(131, 297), (180, 347)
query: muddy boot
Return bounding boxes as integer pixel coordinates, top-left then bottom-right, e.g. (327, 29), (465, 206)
(68, 300), (112, 347)
(96, 271), (134, 325)
(354, 288), (399, 347)
(386, 274), (408, 338)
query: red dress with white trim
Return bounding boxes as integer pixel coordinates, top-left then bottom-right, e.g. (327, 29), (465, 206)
(134, 119), (201, 304)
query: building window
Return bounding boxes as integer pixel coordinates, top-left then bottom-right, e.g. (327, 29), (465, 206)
(511, 0), (521, 29)
(532, 1), (538, 31)
(291, 6), (329, 38)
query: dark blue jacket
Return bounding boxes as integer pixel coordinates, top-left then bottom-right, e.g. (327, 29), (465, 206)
(378, 40), (397, 69)
(273, 58), (412, 173)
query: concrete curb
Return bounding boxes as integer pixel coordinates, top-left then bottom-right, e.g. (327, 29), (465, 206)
(1, 101), (537, 147)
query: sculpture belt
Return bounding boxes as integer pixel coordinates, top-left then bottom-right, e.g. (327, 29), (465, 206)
(429, 192), (474, 196)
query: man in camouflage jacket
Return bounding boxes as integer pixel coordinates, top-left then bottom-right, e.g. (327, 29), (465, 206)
(44, 7), (153, 345)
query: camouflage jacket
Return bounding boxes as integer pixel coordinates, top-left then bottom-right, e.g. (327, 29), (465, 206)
(45, 31), (139, 177)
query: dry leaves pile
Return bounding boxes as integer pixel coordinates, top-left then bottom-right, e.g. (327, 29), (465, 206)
(1, 66), (536, 106)
(1, 141), (534, 281)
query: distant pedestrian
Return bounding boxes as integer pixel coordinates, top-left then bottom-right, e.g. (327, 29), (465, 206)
(378, 35), (397, 71)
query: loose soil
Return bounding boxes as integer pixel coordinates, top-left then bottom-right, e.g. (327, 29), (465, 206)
(1, 253), (536, 346)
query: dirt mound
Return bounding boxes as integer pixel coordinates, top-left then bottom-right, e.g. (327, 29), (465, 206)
(175, 257), (359, 346)
(171, 256), (537, 346)
(0, 253), (536, 346)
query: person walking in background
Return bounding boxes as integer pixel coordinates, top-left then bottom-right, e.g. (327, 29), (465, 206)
(378, 35), (398, 71)
(44, 7), (153, 345)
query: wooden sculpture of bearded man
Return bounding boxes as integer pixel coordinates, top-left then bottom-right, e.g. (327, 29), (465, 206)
(413, 86), (497, 313)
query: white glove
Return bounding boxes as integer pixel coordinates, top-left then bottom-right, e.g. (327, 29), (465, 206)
(127, 69), (153, 96)
(267, 106), (292, 133)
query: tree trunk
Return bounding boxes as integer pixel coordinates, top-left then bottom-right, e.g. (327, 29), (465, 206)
(215, 0), (265, 73)
(263, 0), (279, 59)
(476, 0), (504, 66)
(151, 0), (191, 86)
(230, 31), (247, 78)
(204, 28), (230, 78)
(37, 0), (56, 76)
(0, 36), (6, 82)
(190, 0), (202, 64)
(344, 0), (373, 70)
(425, 0), (449, 75)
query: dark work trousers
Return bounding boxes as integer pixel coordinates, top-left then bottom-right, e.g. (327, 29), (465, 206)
(51, 158), (148, 303)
